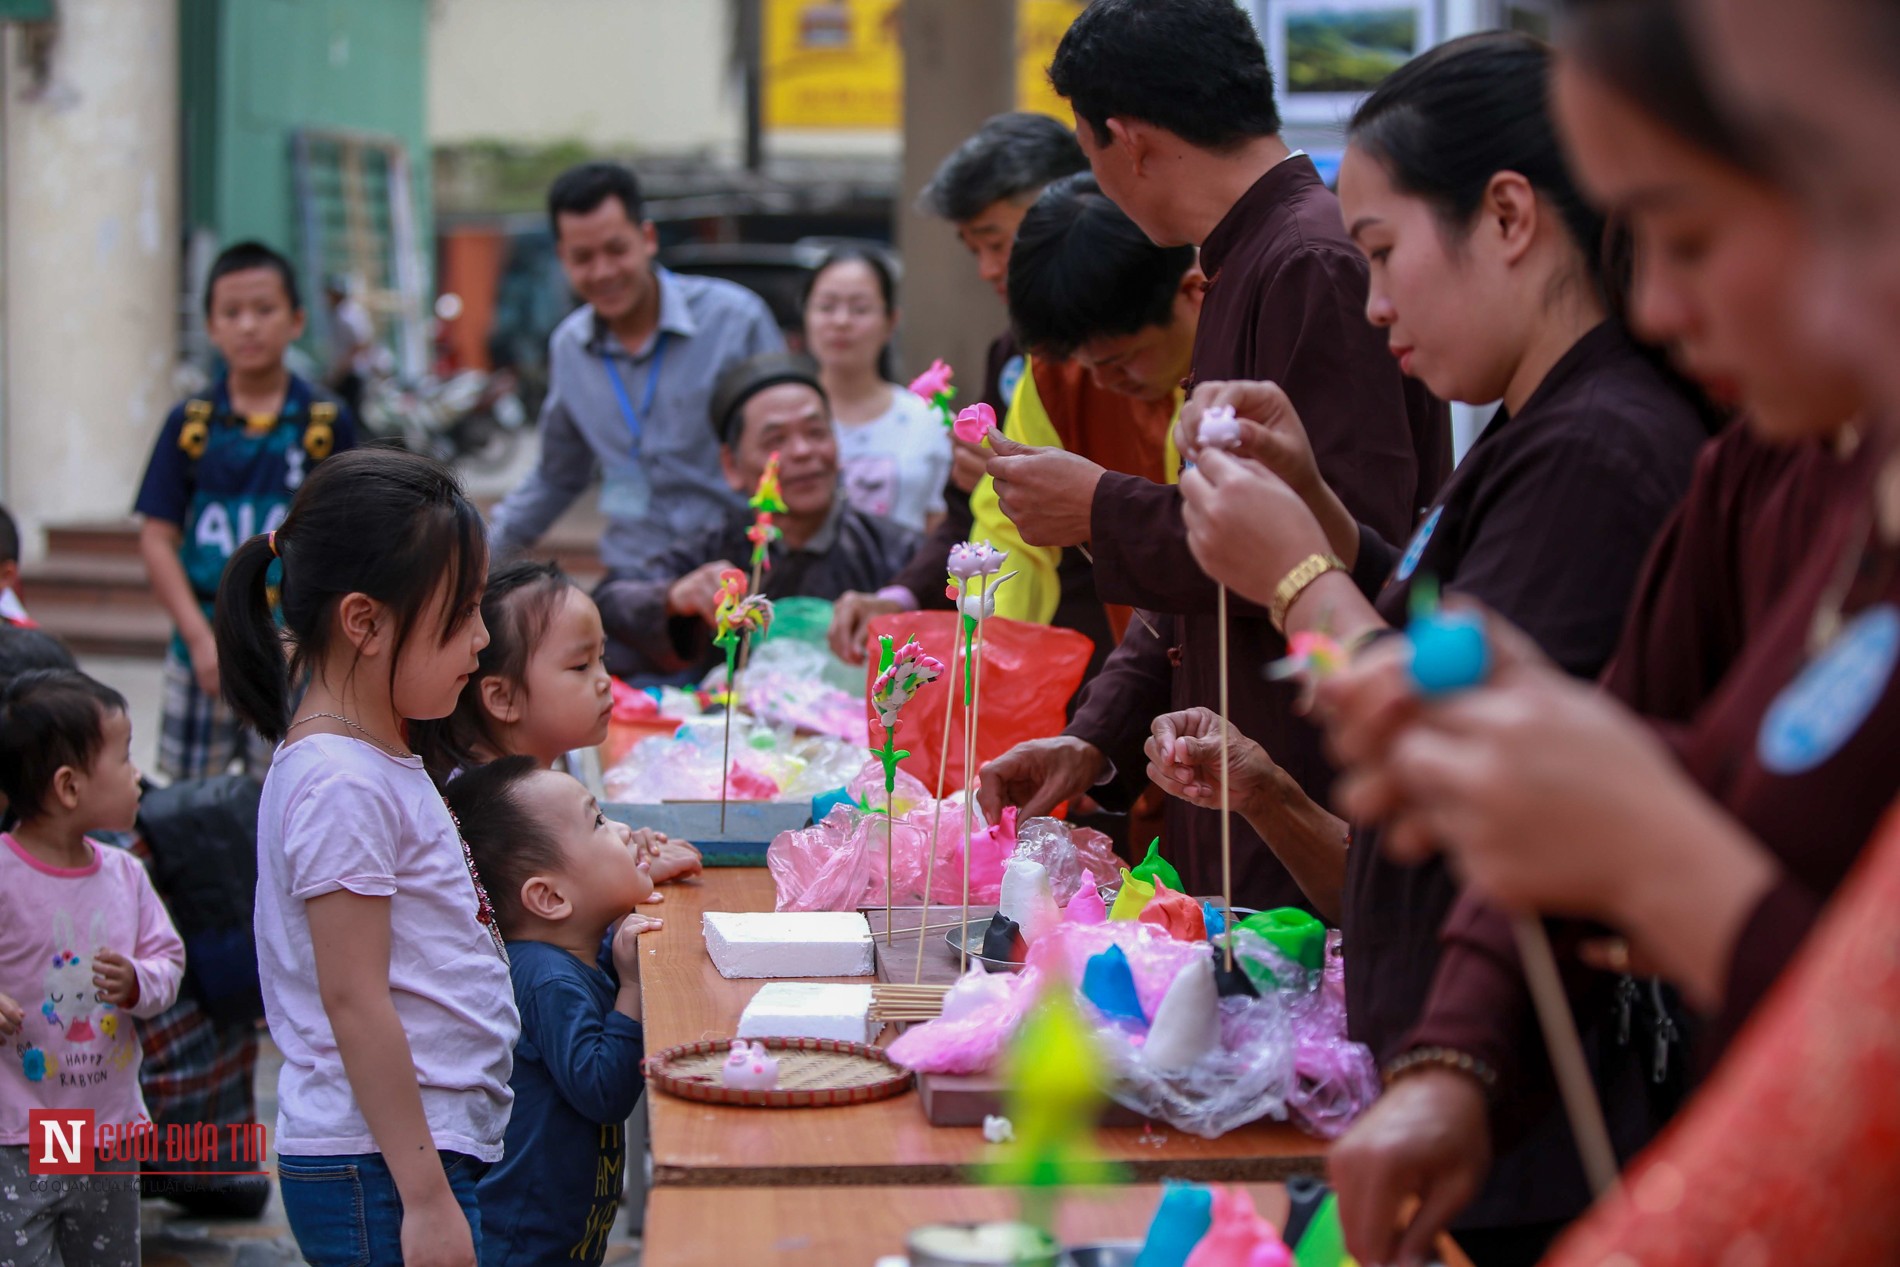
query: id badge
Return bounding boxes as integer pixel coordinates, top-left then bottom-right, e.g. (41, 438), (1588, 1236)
(599, 461), (652, 522)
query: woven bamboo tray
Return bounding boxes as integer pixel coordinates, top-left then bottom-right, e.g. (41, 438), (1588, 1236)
(645, 1037), (913, 1109)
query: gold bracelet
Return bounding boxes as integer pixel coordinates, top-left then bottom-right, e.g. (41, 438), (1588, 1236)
(1382, 1045), (1500, 1095)
(1269, 553), (1344, 635)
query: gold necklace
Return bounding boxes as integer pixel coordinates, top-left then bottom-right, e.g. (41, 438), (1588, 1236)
(1807, 448), (1900, 657)
(287, 711), (413, 760)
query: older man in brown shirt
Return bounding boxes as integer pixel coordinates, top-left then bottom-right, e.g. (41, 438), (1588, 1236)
(978, 0), (1448, 911)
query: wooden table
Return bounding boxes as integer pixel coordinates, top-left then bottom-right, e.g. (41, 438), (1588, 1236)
(638, 868), (1329, 1186)
(644, 1184), (1478, 1267)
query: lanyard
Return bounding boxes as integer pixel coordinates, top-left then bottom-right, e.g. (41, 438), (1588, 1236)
(600, 331), (668, 449)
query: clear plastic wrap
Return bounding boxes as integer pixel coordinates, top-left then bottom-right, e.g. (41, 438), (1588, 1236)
(1097, 992), (1297, 1140)
(1011, 816), (1122, 905)
(1282, 930), (1380, 1140)
(602, 713), (865, 803)
(766, 794), (1125, 914)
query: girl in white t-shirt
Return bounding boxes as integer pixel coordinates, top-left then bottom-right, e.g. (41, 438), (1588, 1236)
(802, 248), (952, 533)
(214, 447), (517, 1267)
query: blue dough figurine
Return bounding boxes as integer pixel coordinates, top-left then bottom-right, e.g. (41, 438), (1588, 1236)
(1136, 1181), (1215, 1267)
(1081, 944), (1147, 1025)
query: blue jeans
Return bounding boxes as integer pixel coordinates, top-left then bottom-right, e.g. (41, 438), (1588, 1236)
(279, 1151), (488, 1267)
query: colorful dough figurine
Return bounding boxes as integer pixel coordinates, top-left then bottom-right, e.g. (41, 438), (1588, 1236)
(1131, 838), (1185, 891)
(1143, 957), (1220, 1072)
(999, 857), (1061, 943)
(1139, 876), (1207, 942)
(1137, 1181), (1215, 1267)
(1183, 1186), (1293, 1267)
(954, 402), (998, 445)
(1109, 867), (1156, 922)
(1238, 908), (1328, 991)
(721, 1039), (780, 1091)
(981, 911), (1028, 964)
(1081, 944), (1147, 1026)
(1065, 873), (1109, 925)
(1196, 404), (1244, 452)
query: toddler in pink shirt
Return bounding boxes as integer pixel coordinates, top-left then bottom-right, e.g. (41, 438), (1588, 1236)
(0, 669), (184, 1266)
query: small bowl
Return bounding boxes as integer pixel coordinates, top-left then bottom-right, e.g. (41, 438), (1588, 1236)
(944, 920), (1026, 973)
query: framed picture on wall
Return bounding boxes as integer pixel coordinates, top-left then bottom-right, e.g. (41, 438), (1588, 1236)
(1261, 0), (1438, 125)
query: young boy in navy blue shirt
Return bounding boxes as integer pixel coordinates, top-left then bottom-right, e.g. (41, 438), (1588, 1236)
(133, 241), (356, 779)
(445, 756), (663, 1267)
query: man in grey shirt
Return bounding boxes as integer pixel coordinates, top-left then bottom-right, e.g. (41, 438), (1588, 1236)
(488, 163), (784, 577)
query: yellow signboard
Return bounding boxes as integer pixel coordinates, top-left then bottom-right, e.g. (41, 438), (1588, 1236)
(1017, 0), (1084, 120)
(763, 0), (1085, 132)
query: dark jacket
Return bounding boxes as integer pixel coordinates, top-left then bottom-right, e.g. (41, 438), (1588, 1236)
(1065, 154), (1450, 911)
(595, 497), (919, 680)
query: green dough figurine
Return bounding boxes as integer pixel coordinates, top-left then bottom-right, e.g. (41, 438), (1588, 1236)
(1130, 837), (1184, 892)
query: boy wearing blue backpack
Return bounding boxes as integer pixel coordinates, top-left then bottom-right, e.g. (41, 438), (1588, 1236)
(134, 241), (357, 779)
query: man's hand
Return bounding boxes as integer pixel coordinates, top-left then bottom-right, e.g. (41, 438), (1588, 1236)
(1144, 708), (1280, 815)
(829, 591), (904, 665)
(984, 433), (1105, 547)
(666, 560), (740, 624)
(975, 736), (1108, 823)
(1329, 1068), (1492, 1267)
(93, 949), (140, 1009)
(0, 991), (23, 1039)
(951, 437), (987, 494)
(187, 631), (221, 698)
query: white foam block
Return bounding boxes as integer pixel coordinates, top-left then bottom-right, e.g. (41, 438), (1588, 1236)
(737, 982), (876, 1043)
(701, 911), (875, 979)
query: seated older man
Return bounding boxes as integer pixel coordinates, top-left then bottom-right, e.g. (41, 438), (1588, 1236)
(595, 353), (920, 681)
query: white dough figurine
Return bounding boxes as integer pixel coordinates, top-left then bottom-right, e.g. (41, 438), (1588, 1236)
(1197, 403), (1244, 451)
(721, 1039), (781, 1091)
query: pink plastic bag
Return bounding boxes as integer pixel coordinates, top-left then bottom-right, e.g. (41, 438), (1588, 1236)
(886, 966), (1043, 1075)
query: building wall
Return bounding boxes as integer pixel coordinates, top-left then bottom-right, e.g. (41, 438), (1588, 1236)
(184, 0), (432, 266)
(2, 0), (180, 553)
(427, 0), (744, 159)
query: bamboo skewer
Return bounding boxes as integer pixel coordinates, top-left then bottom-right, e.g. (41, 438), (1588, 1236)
(1218, 584), (1235, 972)
(1513, 913), (1619, 1195)
(917, 623), (964, 984)
(957, 574), (988, 973)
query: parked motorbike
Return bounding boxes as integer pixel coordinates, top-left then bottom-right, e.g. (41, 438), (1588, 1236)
(359, 365), (530, 472)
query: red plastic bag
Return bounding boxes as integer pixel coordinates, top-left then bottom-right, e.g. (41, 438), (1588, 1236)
(865, 613), (1094, 796)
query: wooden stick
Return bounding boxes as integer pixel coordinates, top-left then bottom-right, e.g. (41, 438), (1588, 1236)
(718, 677), (734, 835)
(885, 797), (896, 946)
(918, 623), (963, 984)
(1218, 584), (1234, 972)
(1512, 912), (1619, 1195)
(958, 575), (988, 974)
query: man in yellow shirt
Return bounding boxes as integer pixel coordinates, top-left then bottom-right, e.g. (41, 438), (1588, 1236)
(830, 174), (1202, 670)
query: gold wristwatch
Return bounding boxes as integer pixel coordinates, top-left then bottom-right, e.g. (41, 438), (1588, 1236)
(1269, 553), (1344, 634)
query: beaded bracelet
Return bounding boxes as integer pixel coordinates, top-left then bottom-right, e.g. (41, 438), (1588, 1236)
(1382, 1045), (1500, 1095)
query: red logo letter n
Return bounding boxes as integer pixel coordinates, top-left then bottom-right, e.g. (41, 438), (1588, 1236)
(28, 1109), (94, 1175)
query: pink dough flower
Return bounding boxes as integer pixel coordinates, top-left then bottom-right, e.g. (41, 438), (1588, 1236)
(953, 402), (997, 444)
(908, 359), (954, 401)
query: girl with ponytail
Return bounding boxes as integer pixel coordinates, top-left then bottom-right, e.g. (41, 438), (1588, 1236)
(216, 446), (514, 1267)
